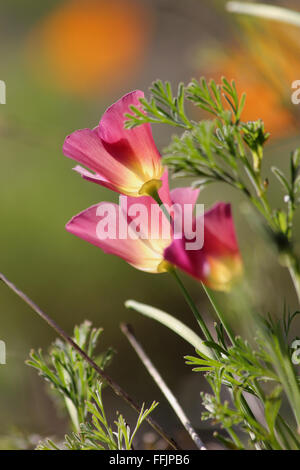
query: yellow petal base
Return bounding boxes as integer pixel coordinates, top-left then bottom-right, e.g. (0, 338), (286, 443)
(206, 255), (243, 292)
(139, 179), (163, 198)
(157, 260), (173, 273)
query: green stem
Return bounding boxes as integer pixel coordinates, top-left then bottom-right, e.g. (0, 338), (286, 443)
(276, 417), (292, 450)
(201, 285), (267, 442)
(170, 269), (214, 343)
(148, 188), (171, 222)
(170, 269), (262, 438)
(287, 255), (300, 305)
(171, 271), (264, 442)
(226, 428), (244, 449)
(277, 416), (300, 450)
(171, 270), (263, 446)
(201, 283), (236, 345)
(153, 189), (215, 345)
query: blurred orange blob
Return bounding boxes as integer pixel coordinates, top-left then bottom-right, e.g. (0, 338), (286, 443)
(211, 53), (296, 138)
(203, 16), (300, 139)
(26, 0), (152, 96)
(240, 82), (295, 138)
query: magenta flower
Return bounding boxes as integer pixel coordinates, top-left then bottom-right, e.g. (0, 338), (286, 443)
(164, 203), (242, 291)
(64, 90), (242, 290)
(66, 170), (242, 290)
(63, 90), (164, 197)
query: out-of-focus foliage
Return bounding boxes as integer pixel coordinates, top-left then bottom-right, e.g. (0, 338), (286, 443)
(199, 2), (300, 138)
(28, 322), (158, 450)
(186, 308), (300, 450)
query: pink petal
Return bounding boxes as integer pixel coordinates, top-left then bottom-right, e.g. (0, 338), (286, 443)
(63, 128), (143, 195)
(164, 202), (242, 289)
(158, 170), (173, 207)
(73, 165), (117, 192)
(168, 186), (200, 237)
(170, 187), (200, 209)
(164, 237), (209, 280)
(63, 128), (110, 175)
(66, 202), (165, 273)
(98, 91), (162, 180)
(203, 203), (240, 256)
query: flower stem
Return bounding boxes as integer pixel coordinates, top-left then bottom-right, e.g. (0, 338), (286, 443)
(170, 269), (214, 343)
(201, 283), (236, 345)
(201, 284), (264, 442)
(150, 188), (171, 222)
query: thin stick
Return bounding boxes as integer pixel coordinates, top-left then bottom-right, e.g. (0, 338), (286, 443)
(227, 2), (300, 28)
(0, 272), (179, 450)
(121, 322), (206, 450)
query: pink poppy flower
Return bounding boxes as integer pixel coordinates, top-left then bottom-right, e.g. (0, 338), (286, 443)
(164, 202), (242, 291)
(66, 173), (242, 291)
(63, 90), (164, 197)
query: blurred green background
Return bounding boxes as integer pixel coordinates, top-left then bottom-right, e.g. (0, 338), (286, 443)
(0, 0), (299, 449)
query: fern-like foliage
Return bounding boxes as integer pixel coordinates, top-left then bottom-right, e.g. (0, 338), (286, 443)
(27, 322), (158, 450)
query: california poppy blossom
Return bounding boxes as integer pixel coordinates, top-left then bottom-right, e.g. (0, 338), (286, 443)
(63, 91), (164, 197)
(66, 176), (242, 290)
(164, 203), (242, 291)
